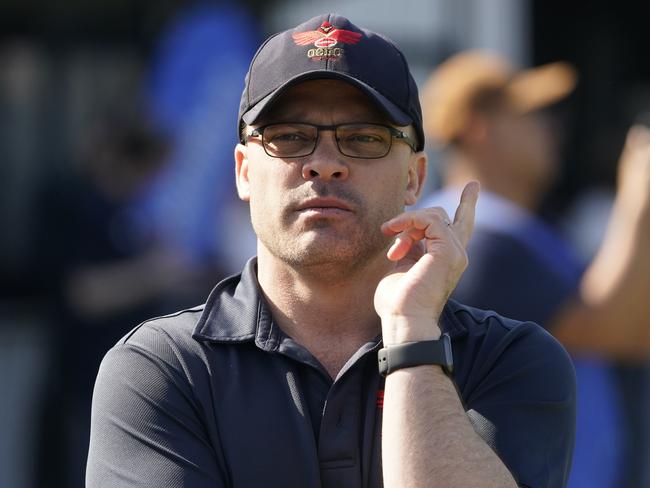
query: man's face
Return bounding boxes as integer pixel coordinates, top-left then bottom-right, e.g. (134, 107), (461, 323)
(235, 79), (426, 274)
(488, 107), (560, 190)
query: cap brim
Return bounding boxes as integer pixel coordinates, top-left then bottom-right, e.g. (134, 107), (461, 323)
(506, 61), (577, 113)
(241, 71), (413, 127)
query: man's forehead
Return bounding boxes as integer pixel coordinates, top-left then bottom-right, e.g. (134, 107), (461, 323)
(258, 79), (390, 123)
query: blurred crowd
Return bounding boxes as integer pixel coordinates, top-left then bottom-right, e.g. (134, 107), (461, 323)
(1, 4), (259, 487)
(1, 1), (650, 488)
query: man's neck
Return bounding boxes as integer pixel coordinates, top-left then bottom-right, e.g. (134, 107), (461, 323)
(256, 244), (388, 379)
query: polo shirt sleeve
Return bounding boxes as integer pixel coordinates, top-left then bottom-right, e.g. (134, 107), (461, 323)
(460, 319), (576, 488)
(86, 337), (227, 487)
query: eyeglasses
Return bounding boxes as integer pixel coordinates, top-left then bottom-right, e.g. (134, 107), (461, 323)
(245, 123), (417, 159)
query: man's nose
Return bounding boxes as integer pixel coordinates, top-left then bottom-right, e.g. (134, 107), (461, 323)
(301, 132), (349, 182)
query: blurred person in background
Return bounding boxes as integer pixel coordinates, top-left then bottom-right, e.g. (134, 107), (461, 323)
(419, 50), (650, 488)
(138, 2), (259, 276)
(30, 4), (261, 486)
(32, 112), (200, 488)
(0, 39), (52, 488)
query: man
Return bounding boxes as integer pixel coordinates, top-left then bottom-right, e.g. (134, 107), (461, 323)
(420, 50), (650, 487)
(87, 15), (575, 487)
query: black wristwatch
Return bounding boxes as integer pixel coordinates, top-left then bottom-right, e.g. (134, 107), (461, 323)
(378, 333), (453, 377)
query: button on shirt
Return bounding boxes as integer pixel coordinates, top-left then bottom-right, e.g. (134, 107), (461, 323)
(87, 258), (576, 488)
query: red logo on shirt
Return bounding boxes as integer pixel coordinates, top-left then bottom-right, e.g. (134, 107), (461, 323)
(376, 390), (384, 409)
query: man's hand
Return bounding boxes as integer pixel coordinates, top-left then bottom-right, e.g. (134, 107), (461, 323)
(374, 181), (480, 344)
(377, 181), (520, 488)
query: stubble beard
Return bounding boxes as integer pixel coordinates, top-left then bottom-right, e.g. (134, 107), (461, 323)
(252, 188), (401, 280)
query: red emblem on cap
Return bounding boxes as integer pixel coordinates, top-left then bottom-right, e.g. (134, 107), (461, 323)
(292, 21), (362, 59)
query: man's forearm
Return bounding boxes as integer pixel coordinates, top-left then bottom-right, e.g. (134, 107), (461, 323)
(377, 183), (516, 486)
(382, 364), (517, 488)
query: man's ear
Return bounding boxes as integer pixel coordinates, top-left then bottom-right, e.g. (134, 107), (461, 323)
(234, 143), (250, 202)
(404, 151), (427, 206)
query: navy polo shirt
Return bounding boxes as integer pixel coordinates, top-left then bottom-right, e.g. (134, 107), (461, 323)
(87, 258), (576, 487)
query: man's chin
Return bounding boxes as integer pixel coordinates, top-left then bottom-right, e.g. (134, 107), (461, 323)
(291, 239), (359, 266)
(282, 232), (389, 272)
(257, 219), (392, 273)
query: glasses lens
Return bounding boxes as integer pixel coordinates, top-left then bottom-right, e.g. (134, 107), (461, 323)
(337, 124), (391, 158)
(263, 124), (317, 157)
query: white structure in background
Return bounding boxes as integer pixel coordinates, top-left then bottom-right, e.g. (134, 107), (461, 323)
(266, 0), (530, 194)
(266, 0), (531, 85)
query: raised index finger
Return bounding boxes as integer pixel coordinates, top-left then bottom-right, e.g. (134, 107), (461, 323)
(453, 181), (480, 248)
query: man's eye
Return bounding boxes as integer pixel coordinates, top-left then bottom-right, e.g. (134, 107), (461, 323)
(345, 133), (384, 144)
(269, 132), (311, 142)
(275, 133), (307, 141)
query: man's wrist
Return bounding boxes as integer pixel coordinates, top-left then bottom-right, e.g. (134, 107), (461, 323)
(378, 333), (454, 376)
(381, 315), (442, 345)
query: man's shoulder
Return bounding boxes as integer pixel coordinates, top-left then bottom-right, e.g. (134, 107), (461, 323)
(102, 305), (210, 378)
(103, 263), (258, 371)
(445, 298), (543, 337)
(113, 264), (254, 352)
(445, 299), (576, 391)
(445, 305), (576, 488)
(119, 305), (206, 349)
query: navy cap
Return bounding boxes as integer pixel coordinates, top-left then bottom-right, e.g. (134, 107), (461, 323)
(238, 13), (424, 151)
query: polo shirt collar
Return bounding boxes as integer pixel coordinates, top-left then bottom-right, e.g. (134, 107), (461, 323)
(192, 257), (281, 351)
(192, 257), (467, 348)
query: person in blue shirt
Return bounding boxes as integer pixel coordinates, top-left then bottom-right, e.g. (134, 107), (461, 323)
(419, 50), (650, 488)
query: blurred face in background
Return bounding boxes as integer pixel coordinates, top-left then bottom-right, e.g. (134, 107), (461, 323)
(485, 104), (561, 193)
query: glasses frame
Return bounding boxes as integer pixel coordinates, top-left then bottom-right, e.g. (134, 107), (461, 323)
(245, 122), (417, 159)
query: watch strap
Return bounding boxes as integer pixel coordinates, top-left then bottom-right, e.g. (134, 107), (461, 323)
(378, 333), (453, 377)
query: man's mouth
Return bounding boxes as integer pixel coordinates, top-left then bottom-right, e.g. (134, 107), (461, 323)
(295, 198), (353, 212)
